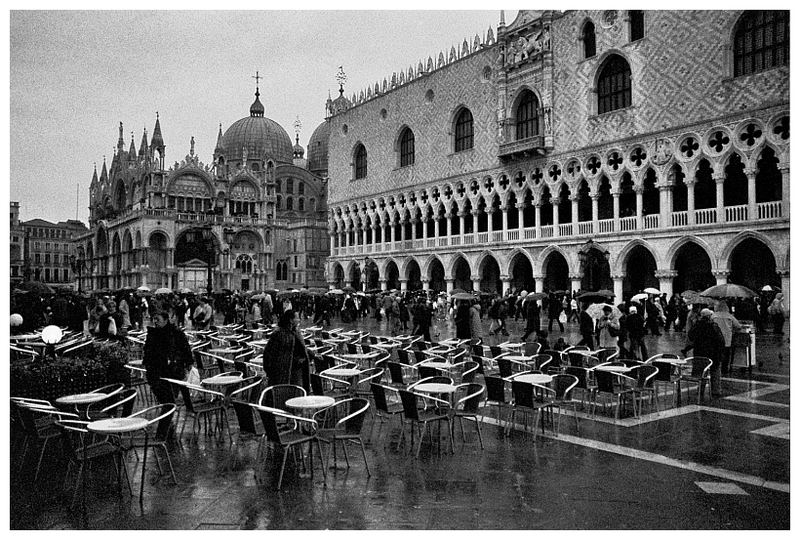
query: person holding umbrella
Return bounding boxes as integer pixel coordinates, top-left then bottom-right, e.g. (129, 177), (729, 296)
(687, 308), (725, 398)
(596, 305), (620, 349)
(520, 293), (541, 342)
(626, 306), (647, 360)
(576, 302), (596, 349)
(261, 310), (310, 391)
(769, 293), (786, 335)
(548, 292), (564, 333)
(711, 301), (742, 375)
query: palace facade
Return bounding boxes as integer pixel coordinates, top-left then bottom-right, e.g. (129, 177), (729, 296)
(324, 10), (790, 305)
(74, 85), (330, 293)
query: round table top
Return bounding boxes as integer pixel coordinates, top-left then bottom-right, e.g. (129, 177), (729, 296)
(56, 392), (110, 405)
(285, 396), (336, 410)
(504, 355), (534, 362)
(87, 417), (149, 434)
(209, 348), (239, 354)
(500, 342), (525, 349)
(420, 361), (455, 369)
(514, 373), (553, 385)
(202, 375), (243, 386)
(324, 368), (361, 377)
(595, 365), (631, 373)
(372, 342), (400, 349)
(340, 352), (379, 359)
(413, 383), (457, 394)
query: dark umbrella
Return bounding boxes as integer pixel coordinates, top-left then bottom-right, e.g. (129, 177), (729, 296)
(577, 290), (614, 301)
(452, 292), (474, 301)
(450, 288), (468, 296)
(342, 286), (357, 293)
(699, 283), (757, 299)
(18, 281), (55, 294)
(526, 292), (547, 300)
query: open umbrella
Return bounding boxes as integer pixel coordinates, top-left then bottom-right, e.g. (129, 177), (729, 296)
(276, 290), (297, 298)
(761, 285), (781, 292)
(683, 293), (714, 305)
(18, 281), (55, 295)
(680, 289), (698, 297)
(525, 292), (547, 300)
(577, 290), (614, 300)
(136, 285), (151, 292)
(452, 292), (474, 301)
(643, 287), (661, 295)
(342, 286), (356, 293)
(586, 303), (623, 320)
(631, 293), (648, 302)
(699, 283), (757, 299)
(154, 287), (172, 295)
(251, 293), (265, 300)
(178, 287), (193, 294)
(450, 288), (468, 296)
(328, 288), (344, 295)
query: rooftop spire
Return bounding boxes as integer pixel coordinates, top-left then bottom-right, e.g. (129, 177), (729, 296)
(250, 70), (264, 117)
(499, 10), (505, 25)
(129, 131), (136, 159)
(214, 122), (224, 154)
(139, 127), (148, 158)
(100, 157), (108, 182)
(150, 111), (164, 150)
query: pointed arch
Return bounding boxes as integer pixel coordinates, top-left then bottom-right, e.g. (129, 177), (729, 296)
(613, 238), (661, 275)
(665, 235), (716, 270)
(538, 244), (574, 276)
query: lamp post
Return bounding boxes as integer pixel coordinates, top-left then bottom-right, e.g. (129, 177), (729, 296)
(41, 324), (63, 360)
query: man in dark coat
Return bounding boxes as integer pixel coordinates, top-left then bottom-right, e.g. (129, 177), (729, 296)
(411, 297), (433, 342)
(626, 306), (647, 360)
(520, 295), (541, 342)
(262, 310), (310, 391)
(576, 302), (595, 349)
(687, 308), (725, 397)
(547, 293), (564, 332)
(143, 310), (194, 440)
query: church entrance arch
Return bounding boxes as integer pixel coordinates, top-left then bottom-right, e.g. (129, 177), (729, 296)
(349, 262), (362, 290)
(333, 263), (345, 288)
(673, 242), (714, 293)
(543, 251), (569, 292)
(729, 238), (779, 292)
(509, 252), (534, 293)
(623, 245), (658, 298)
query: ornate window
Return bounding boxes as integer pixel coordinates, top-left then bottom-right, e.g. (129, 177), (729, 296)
(298, 182), (305, 195)
(515, 90), (539, 140)
(582, 21), (596, 59)
(275, 179), (281, 192)
(400, 127), (415, 166)
(354, 144), (367, 179)
(734, 11), (789, 77)
(286, 197), (293, 211)
(286, 178), (293, 193)
(629, 10), (644, 41)
(276, 195), (282, 209)
(235, 254), (254, 274)
(454, 108), (474, 152)
(597, 54), (632, 114)
(298, 198), (305, 211)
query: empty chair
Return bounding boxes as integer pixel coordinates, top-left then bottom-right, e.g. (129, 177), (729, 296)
(591, 370), (636, 419)
(85, 387), (137, 420)
(679, 356), (713, 404)
(483, 375), (511, 429)
(523, 341), (541, 356)
(564, 366), (596, 408)
(398, 390), (453, 458)
(417, 364), (447, 379)
(314, 398), (372, 475)
(369, 383), (404, 434)
(396, 348), (413, 365)
(595, 348), (619, 364)
(229, 375), (264, 403)
(497, 357), (529, 379)
(542, 349), (565, 373)
(353, 367), (385, 399)
(453, 360), (479, 383)
(386, 361), (417, 388)
(651, 361), (682, 407)
(551, 374), (580, 435)
(630, 364), (659, 416)
(508, 380), (555, 440)
(259, 384), (307, 410)
(453, 383), (485, 449)
(529, 353), (552, 372)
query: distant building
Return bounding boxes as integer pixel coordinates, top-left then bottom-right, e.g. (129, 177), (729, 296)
(74, 82), (330, 293)
(10, 201), (25, 283)
(324, 10), (789, 305)
(19, 215), (88, 287)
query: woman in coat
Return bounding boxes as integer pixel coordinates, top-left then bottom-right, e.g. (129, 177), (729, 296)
(596, 306), (620, 349)
(262, 310), (310, 391)
(469, 300), (483, 339)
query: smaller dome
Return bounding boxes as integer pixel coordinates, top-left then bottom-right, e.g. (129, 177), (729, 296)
(293, 135), (305, 158)
(307, 120), (330, 174)
(250, 89), (265, 117)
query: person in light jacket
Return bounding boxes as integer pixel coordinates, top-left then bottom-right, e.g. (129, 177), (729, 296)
(469, 300), (483, 340)
(711, 301), (741, 375)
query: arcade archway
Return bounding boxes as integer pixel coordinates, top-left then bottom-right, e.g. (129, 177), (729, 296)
(673, 241), (714, 293)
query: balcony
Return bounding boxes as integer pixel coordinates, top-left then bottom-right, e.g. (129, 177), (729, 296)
(498, 134), (546, 161)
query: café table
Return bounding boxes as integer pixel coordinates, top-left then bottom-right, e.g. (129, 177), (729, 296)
(87, 416), (150, 502)
(503, 354), (535, 363)
(499, 342), (526, 354)
(285, 395), (335, 417)
(201, 374), (244, 395)
(594, 365), (633, 373)
(439, 338), (468, 347)
(339, 352), (382, 368)
(513, 373), (553, 385)
(413, 382), (458, 404)
(321, 367), (361, 392)
(56, 392), (113, 417)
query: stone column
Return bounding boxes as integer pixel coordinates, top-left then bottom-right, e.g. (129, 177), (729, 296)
(612, 190), (620, 231)
(591, 194), (599, 232)
(780, 165), (790, 217)
(471, 210), (479, 238)
(383, 224), (390, 246)
(516, 203), (524, 234)
(713, 270), (729, 286)
(445, 278), (454, 294)
(745, 167), (757, 221)
(434, 218), (440, 239)
(501, 205), (509, 234)
(486, 208), (494, 236)
(421, 217), (428, 242)
(569, 274), (582, 296)
(446, 213), (453, 238)
(471, 277), (481, 292)
(345, 227), (351, 248)
(571, 195), (579, 231)
(399, 278), (408, 292)
(655, 270), (676, 299)
(458, 212), (466, 242)
(379, 278), (388, 291)
(399, 219), (406, 242)
(635, 186), (644, 229)
(328, 232), (335, 255)
(501, 276), (512, 296)
(659, 184), (671, 229)
(422, 279), (430, 291)
(553, 197), (560, 232)
(686, 179), (696, 226)
(778, 270), (790, 311)
(361, 225), (366, 246)
(534, 275), (544, 293)
(534, 204), (542, 237)
(611, 274), (624, 303)
(714, 173), (725, 223)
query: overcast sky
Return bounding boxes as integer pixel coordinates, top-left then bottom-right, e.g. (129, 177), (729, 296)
(9, 8), (509, 224)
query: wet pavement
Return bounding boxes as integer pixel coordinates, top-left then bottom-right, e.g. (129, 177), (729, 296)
(10, 314), (790, 529)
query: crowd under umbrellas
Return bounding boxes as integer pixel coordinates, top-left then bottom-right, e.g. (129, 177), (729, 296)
(9, 274), (788, 527)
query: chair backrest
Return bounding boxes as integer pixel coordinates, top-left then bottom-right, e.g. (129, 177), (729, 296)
(622, 359), (644, 368)
(231, 399), (259, 435)
(564, 366), (590, 389)
(229, 375), (263, 403)
(415, 341), (428, 351)
(595, 348), (618, 363)
(314, 397), (370, 435)
(259, 384), (306, 410)
(543, 350), (563, 369)
(309, 373), (325, 396)
(523, 341), (541, 356)
(651, 361), (676, 382)
(356, 368), (384, 390)
(418, 365), (445, 379)
(253, 406), (289, 445)
(314, 355), (335, 374)
(568, 351), (587, 367)
(89, 383), (125, 396)
(413, 350), (428, 364)
(370, 383), (391, 414)
(552, 374), (579, 400)
(471, 344), (484, 357)
(489, 345), (504, 359)
(484, 376), (508, 404)
(346, 343), (358, 354)
(398, 390), (422, 421)
(634, 364), (658, 388)
(594, 370), (617, 393)
(455, 383), (484, 413)
(386, 362), (407, 385)
(511, 380), (535, 408)
(397, 348), (412, 365)
(646, 353), (681, 363)
(460, 360), (479, 383)
(426, 376), (454, 385)
(531, 354), (552, 371)
(100, 387), (138, 418)
(689, 356), (713, 377)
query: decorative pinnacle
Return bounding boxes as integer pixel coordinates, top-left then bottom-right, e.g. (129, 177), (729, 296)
(336, 66), (347, 94)
(293, 116), (302, 137)
(252, 70), (261, 90)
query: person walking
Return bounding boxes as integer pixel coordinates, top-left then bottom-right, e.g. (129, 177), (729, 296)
(769, 293), (786, 335)
(454, 300), (472, 340)
(548, 293), (564, 332)
(520, 295), (541, 342)
(143, 310), (194, 441)
(469, 300), (483, 340)
(576, 303), (595, 349)
(711, 301), (742, 375)
(261, 310), (310, 391)
(411, 296), (433, 342)
(596, 306), (620, 350)
(626, 306), (647, 360)
(687, 308), (725, 398)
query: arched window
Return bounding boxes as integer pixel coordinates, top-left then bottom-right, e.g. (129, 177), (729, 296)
(582, 21), (596, 59)
(298, 182), (305, 195)
(597, 54), (632, 114)
(454, 108), (474, 152)
(276, 195), (282, 209)
(400, 127), (415, 167)
(275, 179), (281, 192)
(286, 178), (293, 193)
(515, 90), (539, 140)
(298, 198), (305, 211)
(354, 144), (367, 179)
(286, 197), (293, 211)
(629, 10), (645, 41)
(734, 11), (789, 77)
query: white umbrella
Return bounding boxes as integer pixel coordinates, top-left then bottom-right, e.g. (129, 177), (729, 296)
(136, 285), (150, 292)
(761, 285), (780, 292)
(154, 287), (172, 295)
(643, 287), (661, 295)
(631, 293), (648, 302)
(586, 303), (622, 320)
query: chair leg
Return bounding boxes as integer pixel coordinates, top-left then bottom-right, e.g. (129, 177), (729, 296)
(315, 439), (327, 483)
(474, 417), (484, 449)
(34, 438), (50, 481)
(341, 439), (351, 468)
(277, 447), (289, 490)
(358, 438), (371, 476)
(415, 424), (425, 458)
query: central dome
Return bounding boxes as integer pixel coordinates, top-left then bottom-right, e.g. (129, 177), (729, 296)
(220, 89), (294, 164)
